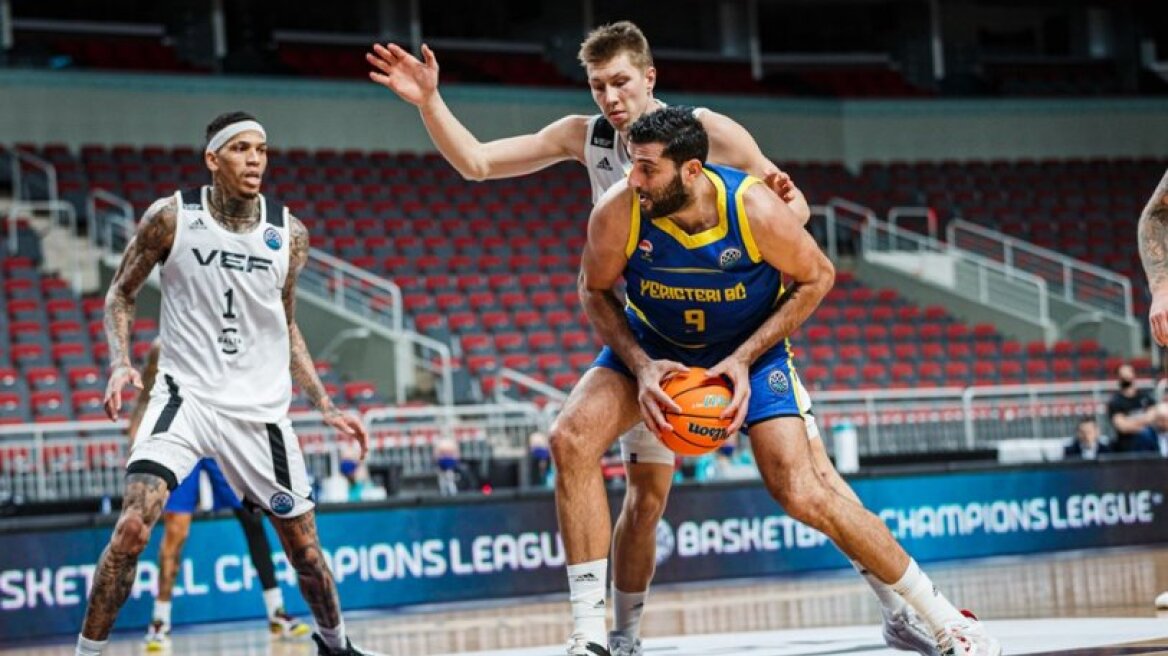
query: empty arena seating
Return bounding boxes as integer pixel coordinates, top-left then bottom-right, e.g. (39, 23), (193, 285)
(17, 142), (1147, 405)
(0, 249), (383, 423)
(851, 156), (1168, 319)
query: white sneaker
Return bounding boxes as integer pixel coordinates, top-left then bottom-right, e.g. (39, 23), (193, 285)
(607, 630), (643, 656)
(1155, 591), (1168, 609)
(882, 606), (939, 656)
(566, 632), (610, 655)
(143, 619), (170, 652)
(936, 611), (1001, 656)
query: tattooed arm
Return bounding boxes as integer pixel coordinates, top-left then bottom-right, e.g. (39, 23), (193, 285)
(283, 215), (370, 455)
(1138, 169), (1168, 345)
(103, 198), (176, 421)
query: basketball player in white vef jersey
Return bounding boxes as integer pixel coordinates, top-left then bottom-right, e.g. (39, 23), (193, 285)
(366, 23), (983, 656)
(75, 112), (377, 656)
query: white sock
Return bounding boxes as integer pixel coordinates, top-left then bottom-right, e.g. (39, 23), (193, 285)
(152, 599), (172, 627)
(75, 635), (107, 656)
(316, 619), (347, 651)
(891, 559), (963, 631)
(850, 559), (906, 614)
(263, 587), (284, 618)
(567, 559), (608, 645)
(613, 587), (648, 638)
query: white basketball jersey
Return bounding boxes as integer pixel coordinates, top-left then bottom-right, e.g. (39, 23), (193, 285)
(156, 186), (292, 422)
(583, 104), (708, 204)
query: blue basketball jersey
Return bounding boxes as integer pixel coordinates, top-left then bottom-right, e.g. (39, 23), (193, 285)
(622, 164), (783, 362)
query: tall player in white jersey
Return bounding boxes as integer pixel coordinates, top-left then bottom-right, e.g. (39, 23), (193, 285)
(367, 22), (972, 656)
(76, 112), (376, 656)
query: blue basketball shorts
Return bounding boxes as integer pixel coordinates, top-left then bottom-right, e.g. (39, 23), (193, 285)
(592, 340), (820, 465)
(164, 458), (243, 514)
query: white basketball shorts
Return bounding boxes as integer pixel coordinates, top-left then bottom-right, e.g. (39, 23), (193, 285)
(126, 373), (313, 518)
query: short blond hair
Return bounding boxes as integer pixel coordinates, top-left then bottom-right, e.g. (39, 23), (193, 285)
(578, 21), (654, 71)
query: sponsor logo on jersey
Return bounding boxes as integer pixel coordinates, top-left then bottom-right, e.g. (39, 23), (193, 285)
(189, 217), (207, 230)
(767, 369), (789, 395)
(590, 135), (613, 148)
(263, 227), (282, 251)
(638, 239), (653, 261)
(193, 248), (273, 273)
(269, 492), (295, 515)
(596, 157), (614, 171)
(718, 247), (742, 269)
(217, 327), (241, 355)
(183, 204), (202, 211)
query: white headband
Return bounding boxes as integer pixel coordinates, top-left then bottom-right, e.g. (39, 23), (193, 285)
(205, 120), (267, 153)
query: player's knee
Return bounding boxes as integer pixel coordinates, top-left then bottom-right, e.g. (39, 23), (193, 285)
(287, 544), (328, 577)
(549, 419), (592, 467)
(625, 490), (667, 529)
(763, 475), (830, 527)
(111, 510), (154, 556)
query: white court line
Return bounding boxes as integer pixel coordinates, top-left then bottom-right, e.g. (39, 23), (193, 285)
(440, 619), (1168, 656)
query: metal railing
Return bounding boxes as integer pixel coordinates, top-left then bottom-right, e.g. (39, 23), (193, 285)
(947, 219), (1133, 319)
(491, 367), (570, 407)
(887, 205), (938, 241)
(860, 215), (1052, 329)
(87, 188), (135, 251)
(0, 402), (550, 503)
(9, 147), (57, 208)
(301, 247), (403, 335)
(5, 200), (84, 289)
(813, 379), (1127, 455)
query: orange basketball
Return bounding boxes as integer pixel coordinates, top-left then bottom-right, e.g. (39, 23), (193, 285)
(657, 368), (734, 456)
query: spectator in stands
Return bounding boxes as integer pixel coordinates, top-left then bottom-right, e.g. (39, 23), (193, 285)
(1136, 405), (1166, 454)
(1107, 364), (1158, 452)
(1064, 417), (1113, 460)
(693, 435), (758, 481)
(435, 438), (480, 496)
(528, 431), (555, 489)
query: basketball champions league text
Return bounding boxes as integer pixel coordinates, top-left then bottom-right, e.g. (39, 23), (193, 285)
(1, 489), (1159, 612)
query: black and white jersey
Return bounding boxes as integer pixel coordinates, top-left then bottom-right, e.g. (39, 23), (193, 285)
(156, 186), (292, 422)
(583, 104), (708, 204)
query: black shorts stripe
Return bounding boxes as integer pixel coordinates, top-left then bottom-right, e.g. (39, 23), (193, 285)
(126, 460), (179, 491)
(266, 423), (292, 489)
(151, 375), (183, 435)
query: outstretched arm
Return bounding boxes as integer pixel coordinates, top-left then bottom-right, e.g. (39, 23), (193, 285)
(1138, 169), (1168, 345)
(701, 110), (812, 225)
(283, 216), (369, 456)
(367, 42), (588, 180)
(580, 184), (686, 433)
(103, 198), (175, 421)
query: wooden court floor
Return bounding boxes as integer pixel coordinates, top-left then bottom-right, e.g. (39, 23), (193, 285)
(9, 545), (1168, 655)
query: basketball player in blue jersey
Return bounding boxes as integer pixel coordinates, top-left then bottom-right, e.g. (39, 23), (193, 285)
(76, 112), (375, 656)
(368, 22), (958, 656)
(563, 107), (1000, 656)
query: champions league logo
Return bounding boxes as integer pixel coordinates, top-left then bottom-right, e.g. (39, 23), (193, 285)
(767, 369), (789, 395)
(263, 226), (282, 251)
(270, 492), (295, 515)
(655, 518), (676, 566)
(718, 247), (742, 269)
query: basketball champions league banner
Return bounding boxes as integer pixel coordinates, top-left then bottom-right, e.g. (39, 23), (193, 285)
(3, 459), (1166, 640)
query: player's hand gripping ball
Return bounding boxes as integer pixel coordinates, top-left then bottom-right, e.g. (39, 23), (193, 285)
(657, 367), (734, 456)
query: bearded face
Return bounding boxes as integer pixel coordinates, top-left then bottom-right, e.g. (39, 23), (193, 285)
(636, 168), (690, 220)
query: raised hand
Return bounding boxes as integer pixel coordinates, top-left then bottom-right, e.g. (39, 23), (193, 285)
(366, 42), (440, 107)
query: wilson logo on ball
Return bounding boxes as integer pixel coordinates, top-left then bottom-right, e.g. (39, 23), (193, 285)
(687, 422), (729, 440)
